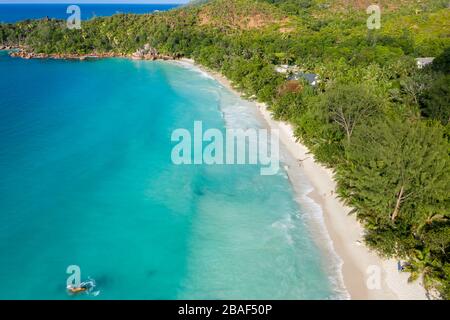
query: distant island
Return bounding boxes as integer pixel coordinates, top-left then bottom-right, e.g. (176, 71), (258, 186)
(1, 0), (448, 299)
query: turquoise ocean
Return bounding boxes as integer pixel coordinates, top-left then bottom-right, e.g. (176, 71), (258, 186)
(0, 51), (347, 299)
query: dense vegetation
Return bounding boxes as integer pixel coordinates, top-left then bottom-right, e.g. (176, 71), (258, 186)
(1, 0), (449, 298)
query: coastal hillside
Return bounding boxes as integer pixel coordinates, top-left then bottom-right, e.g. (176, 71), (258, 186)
(195, 0), (289, 30)
(1, 0), (449, 299)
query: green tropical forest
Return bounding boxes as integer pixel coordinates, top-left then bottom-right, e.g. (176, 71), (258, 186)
(1, 0), (449, 299)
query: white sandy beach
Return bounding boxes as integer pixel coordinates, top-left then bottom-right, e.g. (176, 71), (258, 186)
(178, 58), (428, 300)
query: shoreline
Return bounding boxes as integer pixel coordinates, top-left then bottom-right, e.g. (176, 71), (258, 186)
(178, 58), (428, 300)
(3, 50), (428, 299)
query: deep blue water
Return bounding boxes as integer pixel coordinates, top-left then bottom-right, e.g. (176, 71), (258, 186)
(0, 4), (180, 23)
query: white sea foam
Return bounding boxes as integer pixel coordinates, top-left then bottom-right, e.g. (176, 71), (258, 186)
(219, 98), (262, 130)
(299, 182), (350, 300)
(170, 60), (350, 299)
(271, 215), (295, 246)
(218, 90), (350, 299)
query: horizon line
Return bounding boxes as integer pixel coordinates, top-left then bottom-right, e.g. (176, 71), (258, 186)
(0, 1), (188, 4)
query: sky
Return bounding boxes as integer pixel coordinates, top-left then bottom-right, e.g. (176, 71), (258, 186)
(0, 0), (190, 4)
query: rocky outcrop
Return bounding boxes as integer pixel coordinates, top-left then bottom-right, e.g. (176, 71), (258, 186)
(0, 44), (25, 51)
(8, 46), (180, 61)
(9, 49), (129, 60)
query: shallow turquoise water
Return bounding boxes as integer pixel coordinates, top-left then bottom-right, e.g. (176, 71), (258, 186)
(0, 51), (340, 299)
